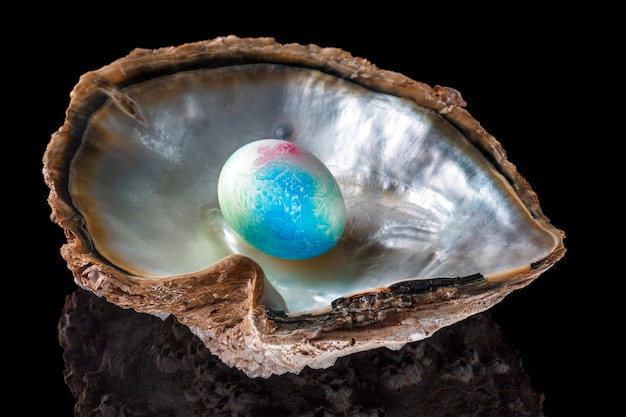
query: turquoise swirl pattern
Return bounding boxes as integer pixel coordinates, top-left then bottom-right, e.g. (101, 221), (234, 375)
(218, 139), (345, 260)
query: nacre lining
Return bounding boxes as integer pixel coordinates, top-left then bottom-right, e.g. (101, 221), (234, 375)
(69, 63), (557, 314)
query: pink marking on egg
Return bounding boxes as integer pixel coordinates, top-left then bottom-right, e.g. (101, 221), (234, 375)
(256, 141), (303, 166)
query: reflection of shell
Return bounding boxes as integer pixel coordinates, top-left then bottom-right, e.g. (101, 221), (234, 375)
(59, 288), (545, 416)
(43, 36), (566, 378)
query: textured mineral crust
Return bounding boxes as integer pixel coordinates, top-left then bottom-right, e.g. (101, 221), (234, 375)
(59, 288), (544, 417)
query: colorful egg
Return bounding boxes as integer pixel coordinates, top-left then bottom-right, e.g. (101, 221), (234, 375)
(218, 139), (346, 260)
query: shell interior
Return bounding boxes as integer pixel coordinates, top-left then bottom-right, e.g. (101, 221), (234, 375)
(69, 63), (558, 314)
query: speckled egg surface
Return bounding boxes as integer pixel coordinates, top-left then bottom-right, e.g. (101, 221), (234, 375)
(218, 139), (346, 260)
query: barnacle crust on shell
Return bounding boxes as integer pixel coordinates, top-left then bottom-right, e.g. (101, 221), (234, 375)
(43, 36), (565, 378)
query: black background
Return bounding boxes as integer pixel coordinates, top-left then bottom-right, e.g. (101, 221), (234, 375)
(18, 6), (594, 416)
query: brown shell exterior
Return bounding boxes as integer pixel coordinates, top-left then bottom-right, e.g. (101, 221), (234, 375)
(43, 36), (566, 378)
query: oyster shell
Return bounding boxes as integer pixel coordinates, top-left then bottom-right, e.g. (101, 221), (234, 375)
(43, 36), (566, 378)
